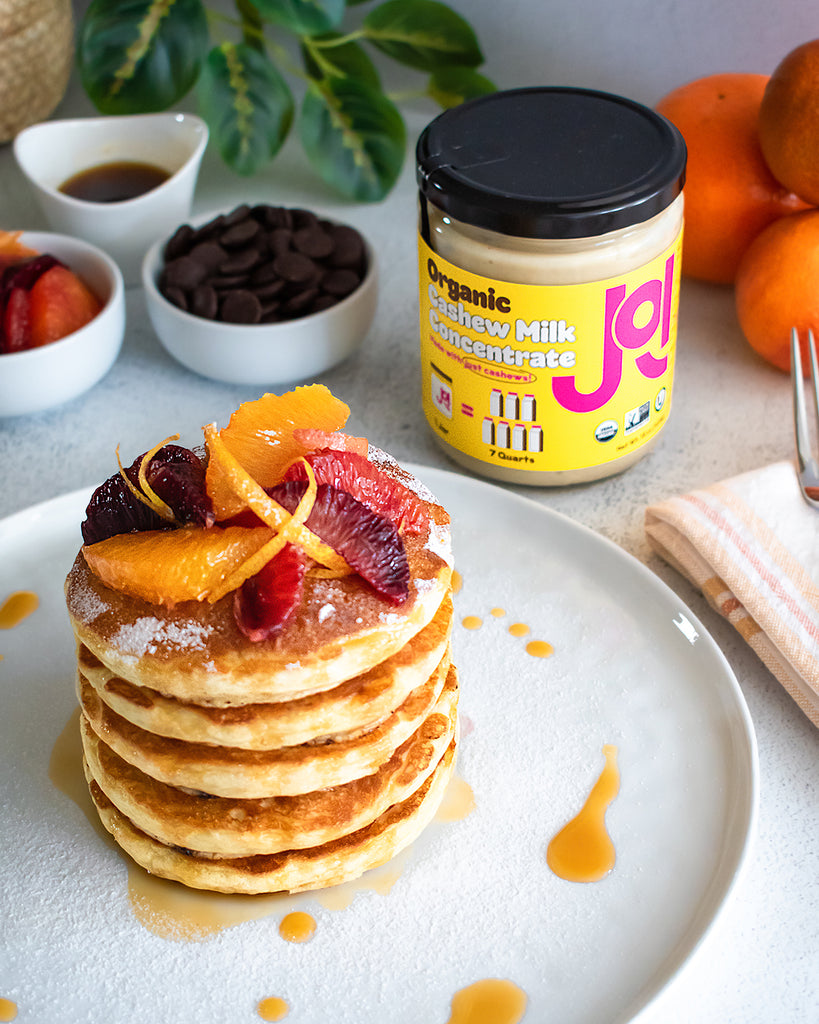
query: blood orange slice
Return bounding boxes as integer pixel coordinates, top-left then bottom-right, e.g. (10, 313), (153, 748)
(285, 450), (430, 534)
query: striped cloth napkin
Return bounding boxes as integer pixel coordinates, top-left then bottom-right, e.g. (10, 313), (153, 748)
(645, 460), (819, 727)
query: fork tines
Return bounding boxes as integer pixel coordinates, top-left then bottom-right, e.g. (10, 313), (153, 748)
(791, 327), (819, 506)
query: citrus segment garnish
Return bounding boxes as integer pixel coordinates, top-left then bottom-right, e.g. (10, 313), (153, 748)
(285, 449), (430, 534)
(269, 480), (410, 604)
(83, 525), (273, 606)
(292, 428), (368, 455)
(206, 385), (350, 518)
(206, 457), (322, 603)
(204, 425), (351, 578)
(234, 543), (307, 642)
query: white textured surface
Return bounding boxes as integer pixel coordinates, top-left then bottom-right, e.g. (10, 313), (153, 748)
(1, 3), (819, 1020)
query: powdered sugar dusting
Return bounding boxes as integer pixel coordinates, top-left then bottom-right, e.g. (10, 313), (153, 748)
(367, 445), (438, 504)
(68, 587), (109, 623)
(112, 616), (214, 657)
(427, 521), (453, 565)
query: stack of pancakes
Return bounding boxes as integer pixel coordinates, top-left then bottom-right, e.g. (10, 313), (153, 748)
(65, 465), (456, 894)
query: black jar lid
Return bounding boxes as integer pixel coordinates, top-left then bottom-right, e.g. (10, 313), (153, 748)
(416, 86), (686, 239)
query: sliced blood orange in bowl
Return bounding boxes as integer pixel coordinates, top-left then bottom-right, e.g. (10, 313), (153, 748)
(205, 385), (351, 518)
(83, 524), (273, 606)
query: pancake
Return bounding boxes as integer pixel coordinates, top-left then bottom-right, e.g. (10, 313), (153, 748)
(65, 514), (453, 706)
(85, 739), (456, 894)
(75, 592), (453, 749)
(78, 646), (452, 797)
(81, 665), (457, 857)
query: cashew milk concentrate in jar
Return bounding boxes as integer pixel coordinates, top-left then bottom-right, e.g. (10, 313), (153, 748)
(416, 87), (687, 485)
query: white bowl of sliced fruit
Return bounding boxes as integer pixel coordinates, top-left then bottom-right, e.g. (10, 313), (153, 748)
(0, 230), (125, 416)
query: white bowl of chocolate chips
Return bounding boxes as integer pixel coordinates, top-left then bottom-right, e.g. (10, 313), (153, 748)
(142, 203), (377, 385)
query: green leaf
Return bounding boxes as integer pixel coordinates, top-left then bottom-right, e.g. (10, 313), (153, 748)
(299, 77), (406, 201)
(427, 66), (496, 108)
(302, 34), (381, 89)
(77, 0), (208, 113)
(247, 0), (345, 37)
(363, 0), (483, 71)
(197, 43), (294, 176)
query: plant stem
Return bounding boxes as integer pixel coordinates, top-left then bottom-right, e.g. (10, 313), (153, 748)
(311, 29), (366, 49)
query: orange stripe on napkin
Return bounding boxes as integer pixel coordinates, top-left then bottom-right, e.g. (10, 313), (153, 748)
(646, 461), (819, 728)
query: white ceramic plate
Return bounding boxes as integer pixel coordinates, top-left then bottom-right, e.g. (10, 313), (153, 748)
(0, 469), (757, 1024)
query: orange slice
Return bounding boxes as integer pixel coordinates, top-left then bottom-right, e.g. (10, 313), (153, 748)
(82, 525), (273, 606)
(205, 386), (350, 519)
(204, 425), (351, 577)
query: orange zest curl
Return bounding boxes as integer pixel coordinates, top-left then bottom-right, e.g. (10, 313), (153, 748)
(116, 434), (181, 523)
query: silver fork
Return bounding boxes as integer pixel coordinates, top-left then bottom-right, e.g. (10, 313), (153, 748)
(791, 327), (819, 508)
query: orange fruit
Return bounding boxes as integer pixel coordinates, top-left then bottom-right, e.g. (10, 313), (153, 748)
(206, 385), (350, 519)
(734, 208), (819, 372)
(758, 40), (819, 205)
(656, 73), (808, 284)
(83, 525), (272, 606)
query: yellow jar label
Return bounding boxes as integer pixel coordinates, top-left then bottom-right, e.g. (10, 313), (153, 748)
(418, 228), (683, 473)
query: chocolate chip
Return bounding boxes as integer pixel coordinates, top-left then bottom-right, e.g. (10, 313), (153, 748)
(188, 241), (227, 271)
(222, 204), (252, 227)
(252, 278), (286, 301)
(311, 294), (339, 313)
(221, 290), (262, 324)
(220, 247), (262, 275)
(163, 284), (189, 310)
(220, 218), (260, 249)
(283, 287), (320, 314)
(165, 224), (195, 261)
(209, 273), (249, 290)
(328, 224), (365, 268)
(269, 228), (293, 256)
(293, 226), (335, 259)
(190, 285), (218, 319)
(273, 251), (318, 283)
(163, 255), (208, 290)
(249, 261), (282, 286)
(322, 268), (360, 297)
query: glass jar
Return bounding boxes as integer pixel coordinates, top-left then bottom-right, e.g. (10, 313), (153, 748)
(416, 86), (687, 486)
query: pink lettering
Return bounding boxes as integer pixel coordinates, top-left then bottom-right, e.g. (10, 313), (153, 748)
(552, 252), (676, 412)
(552, 285), (624, 413)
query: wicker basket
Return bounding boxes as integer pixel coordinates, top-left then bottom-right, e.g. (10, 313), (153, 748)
(0, 0), (74, 143)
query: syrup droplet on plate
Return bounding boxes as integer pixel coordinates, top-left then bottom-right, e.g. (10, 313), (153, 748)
(490, 607), (505, 618)
(451, 570), (463, 594)
(461, 615), (482, 630)
(547, 745), (620, 882)
(525, 639), (553, 658)
(436, 775), (475, 822)
(0, 590), (38, 629)
(0, 997), (18, 1022)
(278, 911), (315, 943)
(508, 622), (529, 638)
(446, 979), (527, 1024)
(257, 995), (289, 1021)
